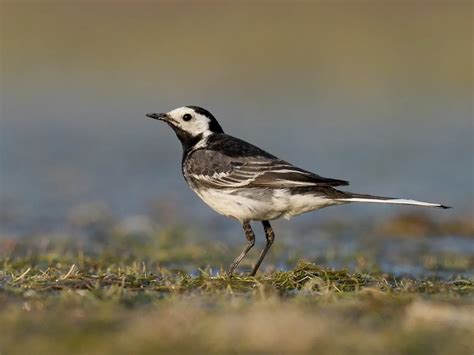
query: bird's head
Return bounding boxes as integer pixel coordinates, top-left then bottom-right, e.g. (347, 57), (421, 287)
(147, 106), (224, 149)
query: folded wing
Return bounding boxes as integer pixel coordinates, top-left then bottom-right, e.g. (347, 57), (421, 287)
(185, 150), (348, 189)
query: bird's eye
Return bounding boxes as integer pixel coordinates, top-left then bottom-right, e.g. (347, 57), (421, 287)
(183, 114), (192, 121)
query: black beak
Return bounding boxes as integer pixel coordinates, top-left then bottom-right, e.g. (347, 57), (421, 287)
(146, 112), (168, 121)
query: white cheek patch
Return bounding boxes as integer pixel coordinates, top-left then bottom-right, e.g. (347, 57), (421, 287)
(168, 107), (211, 137)
(185, 116), (211, 137)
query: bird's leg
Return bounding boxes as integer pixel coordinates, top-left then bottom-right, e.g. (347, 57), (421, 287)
(227, 222), (255, 276)
(250, 220), (275, 276)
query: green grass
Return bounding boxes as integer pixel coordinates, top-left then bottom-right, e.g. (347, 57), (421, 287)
(1, 214), (473, 354)
(1, 259), (473, 355)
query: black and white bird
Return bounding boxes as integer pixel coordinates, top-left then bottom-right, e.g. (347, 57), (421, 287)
(146, 106), (449, 276)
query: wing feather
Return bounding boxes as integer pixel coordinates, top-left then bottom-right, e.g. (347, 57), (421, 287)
(185, 150), (348, 189)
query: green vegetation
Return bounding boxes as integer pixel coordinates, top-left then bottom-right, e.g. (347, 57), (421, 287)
(1, 213), (473, 354)
(1, 259), (473, 354)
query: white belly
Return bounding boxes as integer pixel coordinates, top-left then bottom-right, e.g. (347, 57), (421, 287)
(193, 187), (343, 222)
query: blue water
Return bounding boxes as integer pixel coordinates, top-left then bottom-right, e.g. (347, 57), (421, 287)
(1, 1), (472, 232)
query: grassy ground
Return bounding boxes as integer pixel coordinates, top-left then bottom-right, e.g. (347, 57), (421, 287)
(1, 214), (473, 354)
(1, 261), (473, 354)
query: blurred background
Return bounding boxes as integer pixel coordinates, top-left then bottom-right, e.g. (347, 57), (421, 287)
(1, 1), (473, 275)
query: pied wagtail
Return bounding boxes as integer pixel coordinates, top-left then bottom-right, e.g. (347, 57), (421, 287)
(146, 106), (449, 276)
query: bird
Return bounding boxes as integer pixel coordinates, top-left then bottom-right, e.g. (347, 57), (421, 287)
(146, 106), (450, 276)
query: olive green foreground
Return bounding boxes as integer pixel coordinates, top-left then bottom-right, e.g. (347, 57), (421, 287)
(1, 259), (472, 355)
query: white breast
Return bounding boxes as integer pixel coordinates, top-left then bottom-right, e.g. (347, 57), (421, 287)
(193, 188), (281, 222)
(192, 187), (343, 222)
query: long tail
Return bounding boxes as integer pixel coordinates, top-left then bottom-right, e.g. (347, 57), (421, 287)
(335, 192), (451, 209)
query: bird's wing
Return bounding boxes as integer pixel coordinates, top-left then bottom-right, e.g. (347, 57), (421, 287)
(185, 149), (348, 189)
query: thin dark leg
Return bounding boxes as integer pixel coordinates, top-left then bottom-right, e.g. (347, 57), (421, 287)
(250, 220), (275, 276)
(227, 222), (255, 276)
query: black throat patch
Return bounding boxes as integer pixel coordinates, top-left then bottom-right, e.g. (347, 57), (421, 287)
(167, 122), (204, 153)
